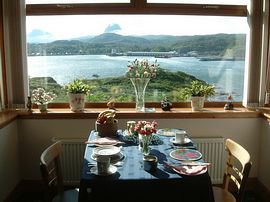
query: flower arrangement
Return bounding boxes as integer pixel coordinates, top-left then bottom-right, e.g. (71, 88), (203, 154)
(32, 88), (56, 105)
(126, 59), (159, 78)
(134, 120), (158, 136)
(134, 120), (158, 155)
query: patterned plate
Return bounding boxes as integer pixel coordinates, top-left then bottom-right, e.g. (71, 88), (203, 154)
(170, 149), (202, 161)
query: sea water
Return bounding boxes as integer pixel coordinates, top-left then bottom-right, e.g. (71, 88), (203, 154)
(27, 55), (245, 101)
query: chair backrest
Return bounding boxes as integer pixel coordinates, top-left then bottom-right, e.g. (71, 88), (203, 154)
(40, 141), (64, 201)
(223, 139), (252, 202)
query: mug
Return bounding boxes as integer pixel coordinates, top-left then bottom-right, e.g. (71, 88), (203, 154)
(143, 155), (158, 172)
(175, 130), (187, 144)
(96, 156), (110, 174)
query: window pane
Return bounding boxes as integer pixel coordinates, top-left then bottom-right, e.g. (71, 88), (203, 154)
(26, 0), (129, 4)
(27, 15), (248, 103)
(147, 0), (247, 5)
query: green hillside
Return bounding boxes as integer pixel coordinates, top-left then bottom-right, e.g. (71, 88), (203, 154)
(29, 68), (205, 103)
(27, 33), (246, 58)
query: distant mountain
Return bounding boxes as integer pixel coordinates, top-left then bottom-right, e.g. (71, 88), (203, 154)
(87, 33), (151, 45)
(27, 29), (54, 43)
(27, 33), (246, 58)
(104, 23), (122, 33)
(71, 35), (95, 41)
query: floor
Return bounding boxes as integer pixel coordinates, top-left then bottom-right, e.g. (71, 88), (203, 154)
(13, 190), (264, 202)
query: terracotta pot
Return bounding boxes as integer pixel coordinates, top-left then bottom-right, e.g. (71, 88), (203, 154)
(95, 120), (118, 137)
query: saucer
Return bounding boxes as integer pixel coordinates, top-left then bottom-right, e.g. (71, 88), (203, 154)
(170, 137), (191, 145)
(90, 165), (117, 176)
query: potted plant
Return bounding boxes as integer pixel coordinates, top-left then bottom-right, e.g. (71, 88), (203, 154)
(179, 80), (215, 111)
(32, 88), (56, 112)
(65, 79), (91, 111)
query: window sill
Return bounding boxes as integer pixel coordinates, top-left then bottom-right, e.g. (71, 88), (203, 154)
(0, 107), (263, 129)
(17, 107), (261, 119)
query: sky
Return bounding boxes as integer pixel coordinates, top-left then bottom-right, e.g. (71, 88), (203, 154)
(26, 15), (248, 42)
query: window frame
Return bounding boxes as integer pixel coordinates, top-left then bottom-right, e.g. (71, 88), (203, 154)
(25, 0), (248, 108)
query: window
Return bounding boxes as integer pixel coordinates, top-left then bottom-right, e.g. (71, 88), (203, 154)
(26, 0), (248, 104)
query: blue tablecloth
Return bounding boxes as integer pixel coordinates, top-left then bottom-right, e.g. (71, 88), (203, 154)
(79, 130), (214, 202)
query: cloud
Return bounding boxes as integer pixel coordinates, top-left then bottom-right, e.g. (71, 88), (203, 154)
(104, 23), (121, 33)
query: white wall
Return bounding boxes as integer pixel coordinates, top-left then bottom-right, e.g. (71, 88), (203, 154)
(258, 119), (270, 190)
(18, 118), (262, 180)
(0, 121), (20, 201)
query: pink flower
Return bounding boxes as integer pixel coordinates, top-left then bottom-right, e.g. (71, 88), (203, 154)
(134, 120), (158, 136)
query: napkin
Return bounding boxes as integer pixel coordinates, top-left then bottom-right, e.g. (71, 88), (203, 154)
(173, 165), (207, 175)
(85, 137), (124, 145)
(164, 162), (208, 176)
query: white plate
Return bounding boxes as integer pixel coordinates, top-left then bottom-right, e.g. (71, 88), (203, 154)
(173, 165), (207, 176)
(90, 165), (117, 176)
(91, 152), (124, 164)
(93, 145), (120, 157)
(157, 128), (187, 137)
(170, 137), (191, 145)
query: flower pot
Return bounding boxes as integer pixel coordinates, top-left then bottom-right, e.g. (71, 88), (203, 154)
(68, 93), (86, 112)
(95, 120), (118, 137)
(37, 103), (48, 112)
(191, 96), (205, 111)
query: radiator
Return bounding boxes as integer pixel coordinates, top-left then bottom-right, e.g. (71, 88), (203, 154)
(52, 136), (225, 185)
(52, 137), (86, 186)
(193, 137), (225, 184)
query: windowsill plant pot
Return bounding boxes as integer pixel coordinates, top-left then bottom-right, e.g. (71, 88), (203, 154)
(180, 80), (215, 111)
(68, 93), (86, 112)
(191, 96), (205, 111)
(31, 88), (56, 113)
(65, 79), (92, 112)
(37, 103), (48, 112)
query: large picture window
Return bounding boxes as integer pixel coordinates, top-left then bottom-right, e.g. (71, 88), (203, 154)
(26, 1), (248, 104)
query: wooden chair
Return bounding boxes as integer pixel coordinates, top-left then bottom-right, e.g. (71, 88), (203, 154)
(213, 139), (252, 202)
(40, 141), (79, 202)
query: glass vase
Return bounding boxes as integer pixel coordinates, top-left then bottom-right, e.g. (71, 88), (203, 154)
(130, 78), (150, 112)
(138, 133), (151, 155)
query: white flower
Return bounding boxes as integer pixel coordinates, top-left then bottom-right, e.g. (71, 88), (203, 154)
(32, 88), (56, 105)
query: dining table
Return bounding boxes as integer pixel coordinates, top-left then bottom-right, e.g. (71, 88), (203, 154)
(78, 130), (215, 202)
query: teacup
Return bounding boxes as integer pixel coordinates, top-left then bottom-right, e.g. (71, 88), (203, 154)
(175, 130), (187, 144)
(96, 156), (110, 174)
